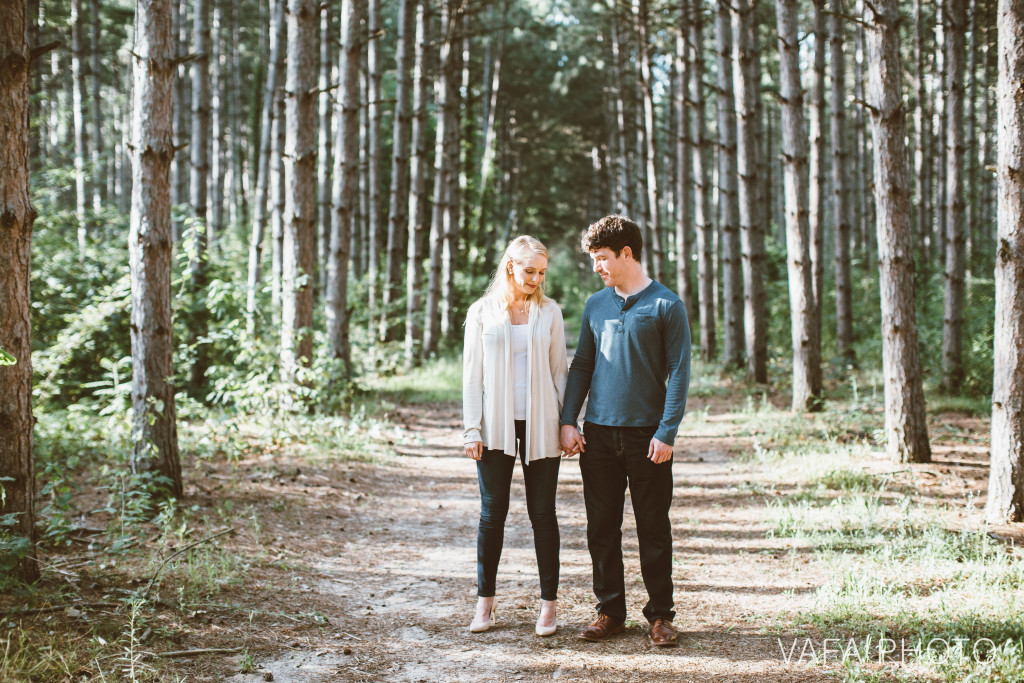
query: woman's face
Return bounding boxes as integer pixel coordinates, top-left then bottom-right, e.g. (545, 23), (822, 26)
(509, 253), (547, 298)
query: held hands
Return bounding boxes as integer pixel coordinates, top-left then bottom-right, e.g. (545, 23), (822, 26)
(465, 441), (483, 460)
(560, 425), (585, 457)
(648, 436), (673, 464)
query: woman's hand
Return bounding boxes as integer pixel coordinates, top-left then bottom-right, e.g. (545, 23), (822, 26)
(465, 441), (484, 460)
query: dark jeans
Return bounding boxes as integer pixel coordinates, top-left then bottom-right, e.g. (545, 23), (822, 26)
(476, 419), (561, 601)
(580, 421), (675, 623)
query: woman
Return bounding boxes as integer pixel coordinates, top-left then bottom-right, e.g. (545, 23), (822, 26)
(463, 235), (568, 637)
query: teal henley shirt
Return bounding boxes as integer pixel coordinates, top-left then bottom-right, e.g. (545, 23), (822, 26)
(559, 280), (691, 445)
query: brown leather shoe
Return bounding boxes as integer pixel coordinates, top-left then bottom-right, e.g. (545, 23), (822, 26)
(649, 618), (678, 647)
(578, 614), (626, 642)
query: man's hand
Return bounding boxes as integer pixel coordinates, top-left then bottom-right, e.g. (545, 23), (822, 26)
(465, 441), (483, 460)
(560, 425), (585, 457)
(648, 437), (673, 464)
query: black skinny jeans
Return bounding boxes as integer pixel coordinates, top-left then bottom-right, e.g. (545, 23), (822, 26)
(476, 420), (560, 601)
(580, 421), (675, 623)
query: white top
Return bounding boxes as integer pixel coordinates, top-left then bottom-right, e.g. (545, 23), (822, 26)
(462, 297), (569, 462)
(511, 324), (528, 419)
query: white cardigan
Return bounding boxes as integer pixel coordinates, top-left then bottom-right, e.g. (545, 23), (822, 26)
(462, 296), (568, 463)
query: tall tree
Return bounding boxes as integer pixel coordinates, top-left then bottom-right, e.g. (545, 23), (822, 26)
(280, 0), (318, 384)
(71, 0), (88, 257)
(367, 0), (384, 337)
(208, 1), (223, 247)
(89, 0), (103, 212)
(865, 0), (931, 463)
(637, 0), (664, 282)
(404, 0), (428, 367)
(675, 0), (693, 313)
(128, 0), (184, 495)
(317, 3), (333, 293)
(733, 0), (768, 383)
(0, 0), (39, 582)
(941, 0), (967, 391)
(689, 0), (716, 361)
(808, 0), (827, 321)
(986, 0), (1024, 522)
(423, 0), (457, 357)
(776, 0), (823, 411)
(913, 0), (933, 269)
(717, 0), (743, 368)
(831, 0), (853, 360)
(246, 0), (285, 337)
(326, 0), (362, 377)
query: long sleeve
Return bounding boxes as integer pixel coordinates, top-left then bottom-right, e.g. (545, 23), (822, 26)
(654, 299), (692, 445)
(549, 304), (569, 411)
(560, 300), (595, 427)
(462, 304), (484, 443)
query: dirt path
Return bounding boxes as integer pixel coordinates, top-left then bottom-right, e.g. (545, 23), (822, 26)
(227, 403), (837, 682)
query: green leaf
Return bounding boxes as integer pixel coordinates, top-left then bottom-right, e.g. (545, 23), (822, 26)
(0, 348), (14, 366)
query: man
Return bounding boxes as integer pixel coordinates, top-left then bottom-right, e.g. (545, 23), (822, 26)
(560, 215), (691, 647)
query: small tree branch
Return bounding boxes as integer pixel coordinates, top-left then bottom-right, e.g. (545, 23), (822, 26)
(30, 41), (62, 64)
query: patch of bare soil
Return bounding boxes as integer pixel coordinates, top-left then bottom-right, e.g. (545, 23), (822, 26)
(216, 402), (849, 683)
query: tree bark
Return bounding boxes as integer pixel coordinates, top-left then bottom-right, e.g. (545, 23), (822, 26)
(72, 0), (88, 257)
(188, 0), (211, 393)
(675, 0), (693, 314)
(609, 5), (633, 216)
(831, 0), (854, 361)
(913, 0), (933, 273)
(865, 0), (931, 463)
(0, 0), (39, 582)
(941, 0), (967, 392)
(366, 0), (383, 340)
(733, 0), (767, 383)
(637, 0), (664, 283)
(689, 0), (716, 361)
(209, 1), (223, 248)
(775, 0), (823, 411)
(128, 0), (183, 496)
(280, 0), (318, 384)
(809, 0), (827, 323)
(423, 0), (457, 358)
(326, 0), (362, 376)
(246, 0), (284, 337)
(404, 0), (429, 367)
(717, 0), (743, 369)
(986, 0), (1024, 523)
(318, 3), (333, 299)
(89, 0), (103, 212)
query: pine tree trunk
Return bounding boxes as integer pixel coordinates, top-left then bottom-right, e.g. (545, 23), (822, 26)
(808, 0), (827, 322)
(404, 0), (428, 367)
(675, 1), (693, 314)
(188, 0), (211, 392)
(270, 36), (287, 332)
(0, 0), (39, 582)
(72, 0), (88, 257)
(717, 0), (743, 369)
(280, 0), (318, 384)
(914, 0), (933, 272)
(733, 0), (767, 383)
(128, 0), (183, 495)
(477, 8), (505, 256)
(831, 0), (854, 361)
(317, 3), (333, 299)
(89, 0), (103, 212)
(965, 0), (979, 269)
(941, 0), (967, 392)
(226, 0), (243, 227)
(775, 0), (823, 411)
(985, 0), (1024, 523)
(245, 0), (284, 337)
(865, 0), (931, 463)
(423, 0), (456, 358)
(609, 7), (633, 216)
(172, 0), (190, 239)
(689, 0), (716, 361)
(209, 1), (223, 248)
(326, 0), (362, 376)
(637, 0), (664, 283)
(441, 8), (463, 343)
(367, 0), (384, 340)
(935, 22), (948, 265)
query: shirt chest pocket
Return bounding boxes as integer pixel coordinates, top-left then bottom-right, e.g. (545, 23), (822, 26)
(631, 313), (660, 343)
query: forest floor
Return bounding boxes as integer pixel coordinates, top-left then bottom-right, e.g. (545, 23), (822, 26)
(3, 388), (1000, 682)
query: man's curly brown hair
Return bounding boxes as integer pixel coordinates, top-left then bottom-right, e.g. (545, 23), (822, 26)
(579, 215), (643, 262)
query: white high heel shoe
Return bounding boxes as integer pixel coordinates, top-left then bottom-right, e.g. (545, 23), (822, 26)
(535, 600), (557, 637)
(469, 599), (496, 633)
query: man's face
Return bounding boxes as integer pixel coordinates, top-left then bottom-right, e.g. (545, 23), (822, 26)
(589, 247), (631, 288)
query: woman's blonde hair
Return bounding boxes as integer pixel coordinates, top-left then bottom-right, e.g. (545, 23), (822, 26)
(483, 235), (551, 309)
